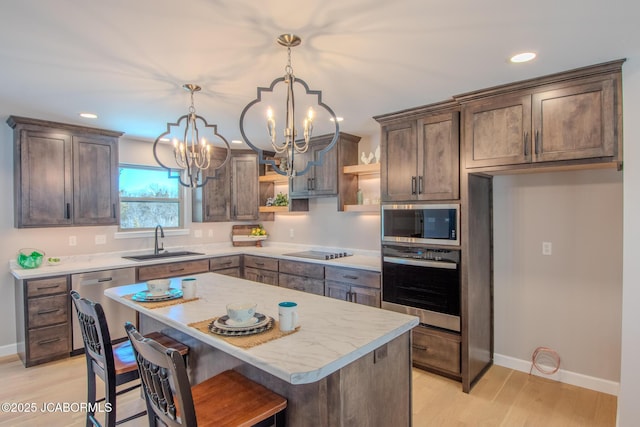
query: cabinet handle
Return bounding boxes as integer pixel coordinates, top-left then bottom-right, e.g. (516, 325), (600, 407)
(523, 131), (529, 156)
(234, 206), (237, 217)
(206, 205), (210, 217)
(411, 176), (417, 195)
(412, 344), (428, 352)
(97, 277), (113, 283)
(418, 176), (423, 194)
(351, 292), (357, 303)
(255, 262), (265, 266)
(311, 178), (315, 190)
(36, 285), (60, 290)
(38, 337), (61, 345)
(169, 267), (185, 273)
(219, 261), (233, 266)
(66, 203), (71, 219)
(345, 291), (352, 302)
(37, 308), (60, 315)
(343, 275), (359, 280)
(112, 203), (116, 218)
(534, 130), (540, 154)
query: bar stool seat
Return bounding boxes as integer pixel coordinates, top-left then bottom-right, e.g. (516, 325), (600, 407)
(125, 322), (287, 427)
(70, 291), (189, 427)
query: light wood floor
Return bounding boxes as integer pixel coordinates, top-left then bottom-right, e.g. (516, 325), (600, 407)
(0, 354), (617, 426)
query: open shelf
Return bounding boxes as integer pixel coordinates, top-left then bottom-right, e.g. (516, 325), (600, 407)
(259, 206), (290, 213)
(259, 174), (289, 184)
(343, 204), (380, 213)
(343, 163), (380, 176)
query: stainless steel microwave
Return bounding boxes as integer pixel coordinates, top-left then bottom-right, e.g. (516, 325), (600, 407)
(381, 203), (460, 246)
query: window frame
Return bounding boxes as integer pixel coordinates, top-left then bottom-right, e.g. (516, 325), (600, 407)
(118, 163), (185, 232)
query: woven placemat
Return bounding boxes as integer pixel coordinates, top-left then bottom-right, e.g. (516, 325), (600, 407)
(124, 294), (200, 309)
(188, 317), (300, 349)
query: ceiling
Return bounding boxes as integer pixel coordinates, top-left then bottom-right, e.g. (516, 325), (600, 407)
(1, 0), (639, 148)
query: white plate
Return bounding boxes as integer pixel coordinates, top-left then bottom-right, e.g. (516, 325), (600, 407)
(213, 313), (269, 331)
(132, 288), (183, 302)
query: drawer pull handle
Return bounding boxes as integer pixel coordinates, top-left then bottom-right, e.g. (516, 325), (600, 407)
(36, 285), (60, 290)
(255, 262), (265, 266)
(170, 268), (185, 272)
(343, 275), (359, 280)
(219, 261), (233, 266)
(98, 277), (113, 283)
(38, 338), (61, 345)
(37, 309), (60, 315)
(412, 344), (428, 352)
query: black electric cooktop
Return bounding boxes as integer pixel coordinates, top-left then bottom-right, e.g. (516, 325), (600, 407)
(283, 250), (353, 260)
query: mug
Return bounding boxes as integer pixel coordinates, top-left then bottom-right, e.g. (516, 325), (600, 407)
(181, 278), (197, 299)
(278, 301), (299, 332)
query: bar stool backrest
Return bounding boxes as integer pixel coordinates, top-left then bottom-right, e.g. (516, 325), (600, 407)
(125, 322), (197, 427)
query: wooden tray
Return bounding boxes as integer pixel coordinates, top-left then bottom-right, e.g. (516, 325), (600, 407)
(231, 224), (267, 247)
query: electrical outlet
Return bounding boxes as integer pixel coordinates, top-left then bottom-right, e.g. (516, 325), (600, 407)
(95, 235), (106, 245)
(289, 228), (295, 238)
(69, 236), (77, 246)
(542, 241), (552, 256)
(208, 229), (214, 238)
(194, 230), (203, 238)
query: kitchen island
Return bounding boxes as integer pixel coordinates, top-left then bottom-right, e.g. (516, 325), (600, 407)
(105, 272), (418, 426)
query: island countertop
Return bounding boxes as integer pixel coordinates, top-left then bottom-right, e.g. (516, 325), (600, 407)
(105, 272), (418, 385)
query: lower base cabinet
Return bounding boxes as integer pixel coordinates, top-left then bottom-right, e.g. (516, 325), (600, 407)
(278, 260), (325, 296)
(16, 275), (71, 367)
(243, 255), (279, 286)
(325, 266), (381, 307)
(412, 325), (461, 378)
(209, 255), (241, 277)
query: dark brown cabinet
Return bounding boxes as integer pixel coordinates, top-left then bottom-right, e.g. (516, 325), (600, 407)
(375, 101), (460, 202)
(243, 255), (278, 286)
(460, 60), (623, 170)
(325, 266), (381, 307)
(278, 260), (325, 296)
(15, 275), (71, 367)
(137, 259), (210, 281)
(412, 326), (461, 377)
(288, 133), (360, 210)
(193, 150), (259, 222)
(8, 116), (121, 228)
(209, 255), (241, 277)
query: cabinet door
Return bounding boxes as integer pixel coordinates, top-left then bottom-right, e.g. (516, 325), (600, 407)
(73, 135), (119, 225)
(463, 93), (532, 168)
(231, 154), (259, 220)
(17, 130), (73, 227)
(279, 273), (324, 295)
(290, 139), (339, 197)
(380, 120), (418, 201)
(532, 78), (617, 162)
(350, 285), (381, 307)
(194, 147), (230, 222)
(418, 112), (460, 200)
(325, 280), (351, 302)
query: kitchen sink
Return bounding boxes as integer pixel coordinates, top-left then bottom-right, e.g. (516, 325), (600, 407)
(123, 251), (204, 261)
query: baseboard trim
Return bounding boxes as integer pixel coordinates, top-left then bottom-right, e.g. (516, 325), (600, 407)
(494, 353), (619, 396)
(0, 343), (17, 358)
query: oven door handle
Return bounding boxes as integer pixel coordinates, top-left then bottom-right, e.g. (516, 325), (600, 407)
(383, 256), (457, 270)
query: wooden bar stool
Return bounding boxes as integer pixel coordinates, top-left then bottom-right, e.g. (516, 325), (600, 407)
(125, 322), (287, 427)
(71, 291), (189, 427)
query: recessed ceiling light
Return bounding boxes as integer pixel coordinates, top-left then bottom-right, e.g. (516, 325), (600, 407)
(510, 52), (537, 63)
(79, 112), (98, 119)
(330, 117), (344, 122)
(232, 139), (243, 144)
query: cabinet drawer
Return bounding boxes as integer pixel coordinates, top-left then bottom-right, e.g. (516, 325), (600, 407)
(26, 276), (68, 297)
(28, 323), (70, 361)
(279, 273), (324, 295)
(138, 259), (210, 281)
(209, 255), (241, 271)
(244, 255), (278, 272)
(279, 260), (324, 280)
(325, 266), (380, 289)
(244, 267), (278, 286)
(28, 294), (69, 328)
(412, 327), (461, 375)
(213, 267), (241, 277)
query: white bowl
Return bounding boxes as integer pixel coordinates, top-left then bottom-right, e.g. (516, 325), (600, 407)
(226, 302), (257, 324)
(147, 279), (171, 295)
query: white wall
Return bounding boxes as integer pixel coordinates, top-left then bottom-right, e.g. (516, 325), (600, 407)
(493, 170), (623, 386)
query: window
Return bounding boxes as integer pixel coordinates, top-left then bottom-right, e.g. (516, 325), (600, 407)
(119, 165), (183, 230)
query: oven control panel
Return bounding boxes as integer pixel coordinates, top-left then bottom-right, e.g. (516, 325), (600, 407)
(382, 244), (460, 264)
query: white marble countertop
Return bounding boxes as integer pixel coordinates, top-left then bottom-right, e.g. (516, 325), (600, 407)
(9, 242), (381, 280)
(105, 272), (418, 385)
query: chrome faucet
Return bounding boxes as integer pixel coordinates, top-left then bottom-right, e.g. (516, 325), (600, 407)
(154, 225), (165, 255)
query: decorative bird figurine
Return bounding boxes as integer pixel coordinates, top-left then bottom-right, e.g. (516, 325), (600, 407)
(361, 151), (374, 164)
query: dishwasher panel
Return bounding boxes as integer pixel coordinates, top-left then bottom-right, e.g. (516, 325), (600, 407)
(71, 267), (137, 352)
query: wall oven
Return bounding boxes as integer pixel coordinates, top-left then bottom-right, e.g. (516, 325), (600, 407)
(381, 244), (461, 332)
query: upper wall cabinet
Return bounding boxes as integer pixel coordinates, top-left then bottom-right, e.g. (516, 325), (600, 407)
(7, 116), (121, 228)
(374, 101), (460, 202)
(288, 132), (361, 210)
(193, 150), (259, 222)
(457, 59), (624, 171)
